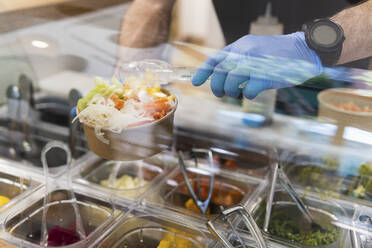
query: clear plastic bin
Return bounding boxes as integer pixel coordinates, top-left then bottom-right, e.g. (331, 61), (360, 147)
(74, 153), (174, 201)
(3, 189), (120, 248)
(95, 210), (214, 248)
(145, 167), (259, 219)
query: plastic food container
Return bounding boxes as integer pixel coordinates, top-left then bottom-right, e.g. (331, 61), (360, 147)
(0, 161), (38, 214)
(246, 190), (348, 248)
(80, 89), (178, 161)
(147, 168), (258, 219)
(94, 211), (213, 248)
(3, 189), (119, 248)
(75, 154), (173, 200)
(174, 127), (272, 178)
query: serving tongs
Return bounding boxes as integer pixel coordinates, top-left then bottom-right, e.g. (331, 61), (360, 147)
(40, 141), (86, 246)
(350, 209), (372, 248)
(264, 160), (323, 233)
(178, 148), (215, 215)
(207, 205), (267, 248)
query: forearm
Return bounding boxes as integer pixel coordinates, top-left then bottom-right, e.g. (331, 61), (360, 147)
(331, 0), (372, 64)
(118, 0), (176, 48)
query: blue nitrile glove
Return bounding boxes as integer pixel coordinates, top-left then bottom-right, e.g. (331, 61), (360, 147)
(192, 32), (323, 99)
(70, 107), (77, 118)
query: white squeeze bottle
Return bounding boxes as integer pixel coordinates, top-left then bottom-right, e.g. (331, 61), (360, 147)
(242, 2), (283, 126)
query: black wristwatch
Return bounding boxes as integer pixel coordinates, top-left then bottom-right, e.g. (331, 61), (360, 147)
(301, 18), (345, 66)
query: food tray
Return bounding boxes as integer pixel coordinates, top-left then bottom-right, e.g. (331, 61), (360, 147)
(2, 186), (122, 248)
(143, 167), (259, 220)
(0, 160), (40, 215)
(244, 189), (350, 248)
(73, 152), (175, 201)
(92, 206), (215, 248)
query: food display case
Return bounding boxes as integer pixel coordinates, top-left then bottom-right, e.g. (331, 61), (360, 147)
(1, 0), (372, 248)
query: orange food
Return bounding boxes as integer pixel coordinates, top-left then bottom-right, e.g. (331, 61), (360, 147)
(329, 101), (372, 113)
(145, 98), (171, 119)
(224, 160), (237, 168)
(110, 95), (125, 110)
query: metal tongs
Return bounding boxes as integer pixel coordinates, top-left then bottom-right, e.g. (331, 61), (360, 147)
(350, 212), (372, 248)
(178, 148), (215, 215)
(207, 205), (267, 248)
(264, 160), (322, 232)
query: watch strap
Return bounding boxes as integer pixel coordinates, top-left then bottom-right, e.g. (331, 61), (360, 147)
(302, 19), (345, 66)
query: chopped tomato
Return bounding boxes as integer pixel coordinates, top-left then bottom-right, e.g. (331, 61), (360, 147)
(145, 98), (171, 119)
(110, 95), (125, 110)
(224, 160), (237, 168)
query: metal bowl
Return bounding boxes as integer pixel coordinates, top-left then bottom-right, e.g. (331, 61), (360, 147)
(80, 89), (177, 161)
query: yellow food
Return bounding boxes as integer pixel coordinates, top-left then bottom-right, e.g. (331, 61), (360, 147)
(0, 195), (10, 207)
(185, 198), (210, 214)
(157, 228), (192, 248)
(100, 174), (147, 190)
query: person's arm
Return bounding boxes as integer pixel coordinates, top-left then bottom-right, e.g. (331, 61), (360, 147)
(115, 0), (175, 69)
(332, 0), (372, 64)
(118, 0), (175, 49)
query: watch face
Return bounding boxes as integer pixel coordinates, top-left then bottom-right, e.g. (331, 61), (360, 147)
(309, 20), (344, 49)
(312, 25), (338, 46)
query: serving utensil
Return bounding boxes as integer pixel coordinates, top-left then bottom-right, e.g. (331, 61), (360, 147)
(207, 205), (267, 248)
(265, 161), (324, 233)
(177, 148), (215, 214)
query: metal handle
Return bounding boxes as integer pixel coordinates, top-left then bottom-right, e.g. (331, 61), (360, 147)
(207, 205), (267, 248)
(265, 157), (315, 232)
(277, 166), (315, 224)
(178, 149), (215, 214)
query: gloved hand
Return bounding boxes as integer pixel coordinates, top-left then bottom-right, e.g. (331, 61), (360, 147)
(70, 107), (77, 118)
(192, 32), (323, 99)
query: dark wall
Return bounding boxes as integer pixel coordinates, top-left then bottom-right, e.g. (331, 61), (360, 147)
(213, 0), (351, 44)
(212, 0), (369, 68)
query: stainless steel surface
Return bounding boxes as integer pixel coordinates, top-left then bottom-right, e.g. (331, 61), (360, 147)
(207, 205), (266, 248)
(178, 149), (215, 214)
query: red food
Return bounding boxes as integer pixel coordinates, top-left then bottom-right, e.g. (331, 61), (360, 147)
(47, 226), (81, 246)
(224, 160), (237, 168)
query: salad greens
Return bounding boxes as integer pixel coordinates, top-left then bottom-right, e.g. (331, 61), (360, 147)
(256, 204), (339, 246)
(77, 77), (123, 112)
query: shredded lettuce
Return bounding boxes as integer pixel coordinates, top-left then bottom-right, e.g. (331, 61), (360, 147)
(77, 77), (124, 112)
